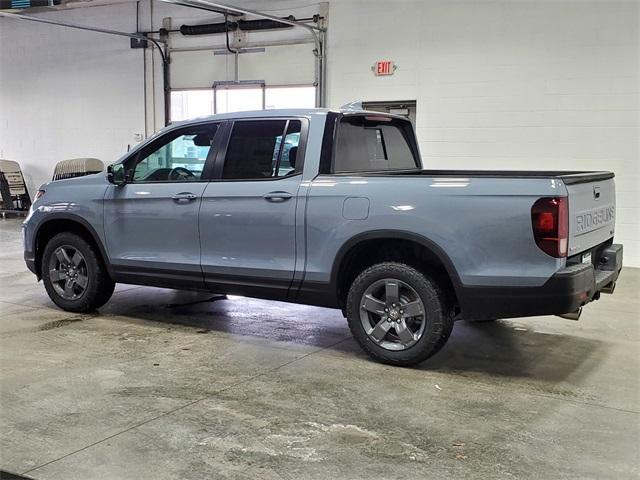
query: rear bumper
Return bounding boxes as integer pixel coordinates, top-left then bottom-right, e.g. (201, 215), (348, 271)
(459, 244), (623, 320)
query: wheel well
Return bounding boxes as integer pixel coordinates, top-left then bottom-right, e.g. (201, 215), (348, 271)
(336, 238), (459, 312)
(34, 219), (107, 278)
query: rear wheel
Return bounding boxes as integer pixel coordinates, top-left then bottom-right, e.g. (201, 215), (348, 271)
(42, 232), (115, 312)
(346, 262), (454, 366)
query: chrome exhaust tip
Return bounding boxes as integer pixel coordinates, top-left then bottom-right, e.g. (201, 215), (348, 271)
(557, 307), (582, 321)
(601, 282), (616, 294)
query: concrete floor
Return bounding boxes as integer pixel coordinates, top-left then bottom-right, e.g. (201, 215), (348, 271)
(0, 217), (638, 480)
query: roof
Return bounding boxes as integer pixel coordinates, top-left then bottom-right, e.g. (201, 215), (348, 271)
(167, 106), (410, 128)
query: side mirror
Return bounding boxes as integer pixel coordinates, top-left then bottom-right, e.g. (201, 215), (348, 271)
(107, 164), (126, 186)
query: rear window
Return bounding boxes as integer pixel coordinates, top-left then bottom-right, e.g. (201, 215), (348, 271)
(333, 115), (419, 173)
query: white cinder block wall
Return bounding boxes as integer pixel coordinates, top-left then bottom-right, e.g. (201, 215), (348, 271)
(0, 3), (146, 194)
(0, 0), (638, 266)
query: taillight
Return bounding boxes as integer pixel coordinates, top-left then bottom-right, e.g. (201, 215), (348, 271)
(35, 190), (45, 200)
(531, 197), (568, 258)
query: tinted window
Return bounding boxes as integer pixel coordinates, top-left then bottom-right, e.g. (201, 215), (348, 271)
(222, 120), (302, 179)
(132, 124), (218, 182)
(333, 116), (418, 173)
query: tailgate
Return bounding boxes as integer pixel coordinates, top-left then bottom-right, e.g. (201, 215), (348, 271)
(564, 175), (616, 256)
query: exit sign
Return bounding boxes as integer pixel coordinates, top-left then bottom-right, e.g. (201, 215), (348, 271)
(373, 60), (396, 76)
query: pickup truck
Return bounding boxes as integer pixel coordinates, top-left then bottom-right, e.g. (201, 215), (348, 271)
(23, 108), (623, 366)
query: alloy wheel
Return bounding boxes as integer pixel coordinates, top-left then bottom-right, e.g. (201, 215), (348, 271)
(48, 245), (89, 300)
(359, 278), (427, 351)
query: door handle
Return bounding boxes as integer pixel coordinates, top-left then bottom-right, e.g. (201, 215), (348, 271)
(263, 191), (293, 202)
(171, 192), (198, 202)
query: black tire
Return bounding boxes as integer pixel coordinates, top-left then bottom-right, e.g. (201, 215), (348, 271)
(42, 232), (115, 313)
(346, 262), (454, 366)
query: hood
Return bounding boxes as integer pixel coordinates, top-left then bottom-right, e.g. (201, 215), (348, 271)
(40, 171), (109, 192)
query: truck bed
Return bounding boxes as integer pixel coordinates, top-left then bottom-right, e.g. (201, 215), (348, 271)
(325, 167), (616, 262)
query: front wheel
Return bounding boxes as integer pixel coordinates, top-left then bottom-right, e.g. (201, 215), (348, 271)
(42, 232), (115, 313)
(346, 262), (454, 366)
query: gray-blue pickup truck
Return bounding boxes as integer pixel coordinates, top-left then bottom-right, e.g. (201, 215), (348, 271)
(23, 108), (623, 365)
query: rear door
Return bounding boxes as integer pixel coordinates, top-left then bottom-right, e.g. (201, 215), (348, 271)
(104, 122), (220, 289)
(199, 118), (306, 299)
(565, 176), (616, 256)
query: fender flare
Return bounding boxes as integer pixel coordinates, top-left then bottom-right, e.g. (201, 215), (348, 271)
(32, 213), (115, 279)
(330, 229), (464, 300)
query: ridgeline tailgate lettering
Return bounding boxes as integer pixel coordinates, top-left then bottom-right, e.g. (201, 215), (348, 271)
(575, 205), (615, 235)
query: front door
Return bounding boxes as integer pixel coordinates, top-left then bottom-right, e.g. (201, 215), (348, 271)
(199, 118), (306, 299)
(104, 122), (220, 289)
